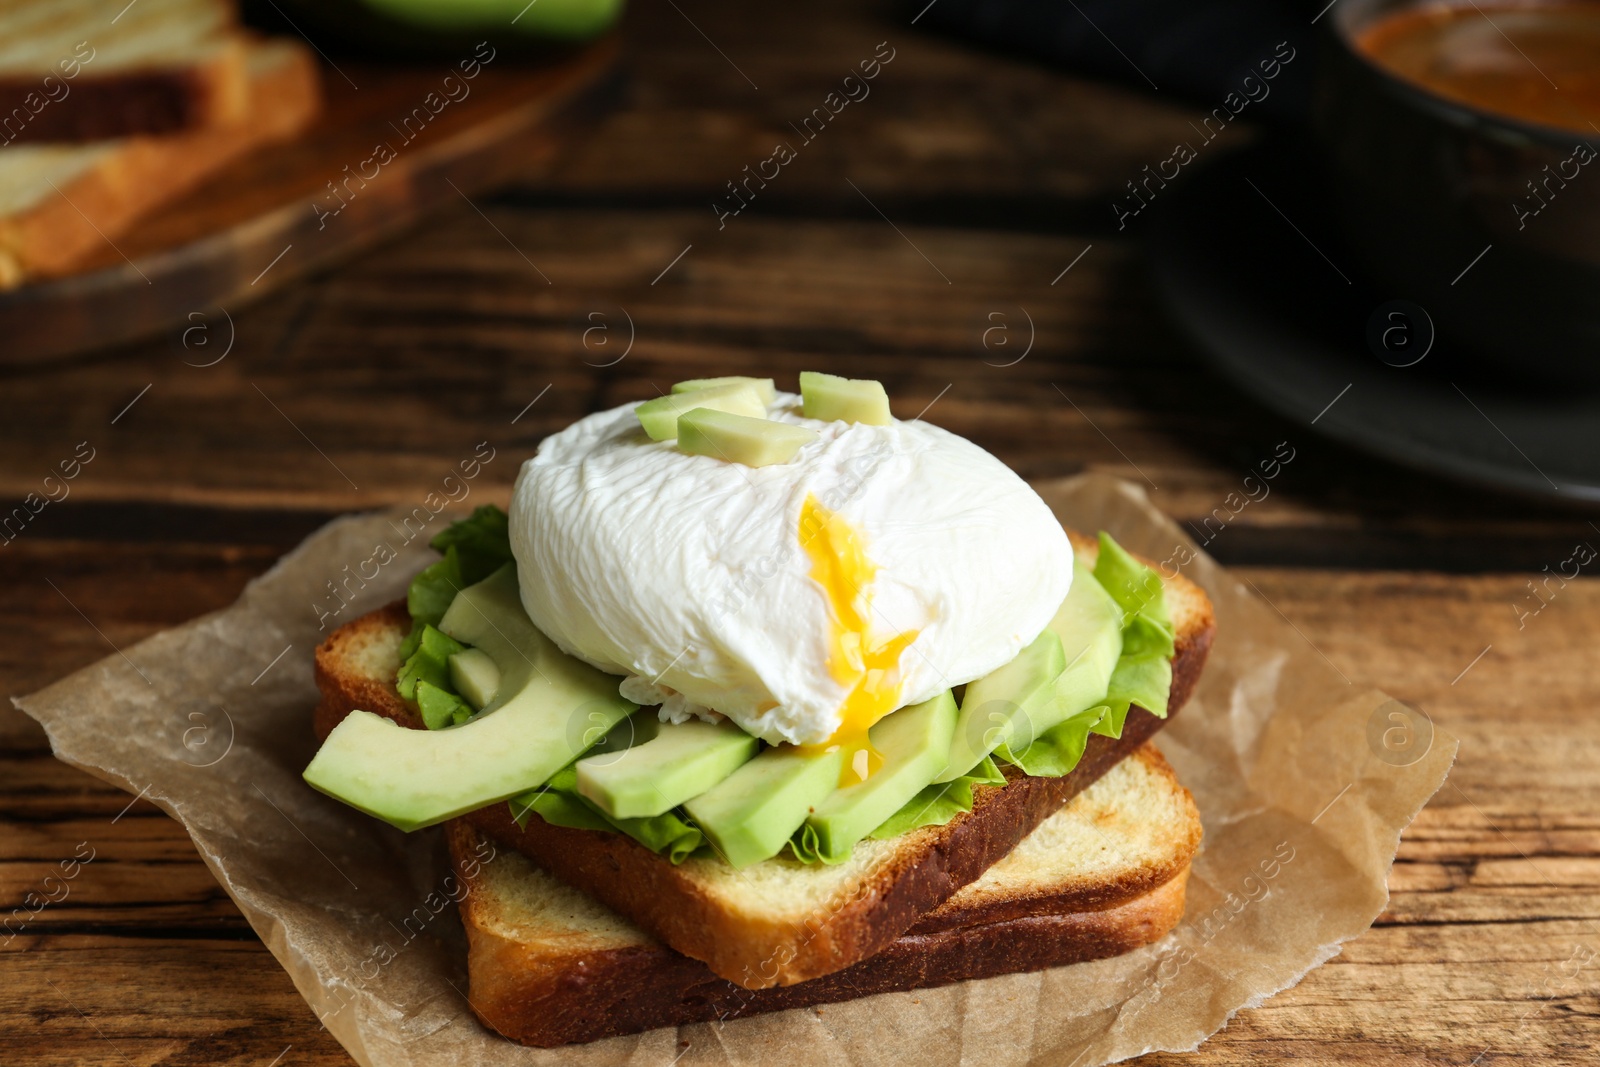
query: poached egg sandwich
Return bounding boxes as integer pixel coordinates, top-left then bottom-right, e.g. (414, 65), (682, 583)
(509, 385), (1073, 750)
(303, 372), (1215, 1045)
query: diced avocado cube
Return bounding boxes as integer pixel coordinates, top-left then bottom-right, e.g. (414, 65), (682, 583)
(448, 647), (501, 710)
(672, 376), (777, 405)
(936, 625), (1066, 784)
(799, 371), (891, 425)
(396, 624), (465, 700)
(635, 384), (766, 441)
(804, 690), (956, 861)
(303, 565), (635, 832)
(416, 680), (473, 730)
(683, 744), (844, 868)
(677, 407), (820, 467)
(577, 718), (759, 819)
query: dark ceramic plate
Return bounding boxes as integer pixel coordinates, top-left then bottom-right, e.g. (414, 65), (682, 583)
(1147, 139), (1600, 507)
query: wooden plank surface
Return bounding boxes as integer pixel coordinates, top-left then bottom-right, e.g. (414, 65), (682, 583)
(3, 0), (1598, 1064)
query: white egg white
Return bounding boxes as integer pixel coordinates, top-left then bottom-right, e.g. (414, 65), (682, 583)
(508, 393), (1074, 746)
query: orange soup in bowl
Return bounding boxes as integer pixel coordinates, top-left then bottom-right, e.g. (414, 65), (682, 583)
(1356, 2), (1600, 134)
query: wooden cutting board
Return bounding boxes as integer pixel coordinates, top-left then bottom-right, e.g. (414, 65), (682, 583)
(0, 36), (621, 364)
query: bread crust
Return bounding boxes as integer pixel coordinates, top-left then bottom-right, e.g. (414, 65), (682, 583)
(907, 744), (1202, 932)
(0, 41), (250, 144)
(311, 601), (416, 740)
(312, 543), (1215, 990)
(448, 820), (1191, 1048)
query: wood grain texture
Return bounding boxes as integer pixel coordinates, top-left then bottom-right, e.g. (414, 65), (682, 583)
(1, 0), (1597, 1063)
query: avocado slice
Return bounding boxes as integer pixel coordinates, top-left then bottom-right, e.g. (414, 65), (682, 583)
(677, 407), (819, 467)
(635, 384), (765, 441)
(415, 680), (472, 730)
(302, 565), (635, 831)
(576, 718), (760, 820)
(936, 627), (1066, 783)
(588, 707), (662, 755)
(936, 560), (1127, 781)
(799, 371), (892, 425)
(1039, 561), (1125, 720)
(802, 690), (956, 862)
(447, 647), (500, 710)
(672, 376), (777, 405)
(683, 745), (845, 868)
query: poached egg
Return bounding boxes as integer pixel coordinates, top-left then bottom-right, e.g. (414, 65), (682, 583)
(508, 392), (1073, 749)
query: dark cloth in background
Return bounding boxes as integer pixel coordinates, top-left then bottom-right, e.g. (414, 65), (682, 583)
(912, 0), (1321, 121)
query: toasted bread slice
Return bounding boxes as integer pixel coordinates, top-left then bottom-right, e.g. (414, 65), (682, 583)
(450, 743), (1200, 1047)
(0, 0), (251, 144)
(0, 36), (319, 287)
(313, 531), (1215, 988)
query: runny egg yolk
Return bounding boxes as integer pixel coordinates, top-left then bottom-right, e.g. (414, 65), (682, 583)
(797, 494), (920, 784)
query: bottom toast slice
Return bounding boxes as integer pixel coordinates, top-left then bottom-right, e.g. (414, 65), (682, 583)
(449, 743), (1201, 1047)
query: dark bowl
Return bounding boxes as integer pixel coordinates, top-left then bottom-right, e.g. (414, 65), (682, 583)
(1313, 0), (1600, 380)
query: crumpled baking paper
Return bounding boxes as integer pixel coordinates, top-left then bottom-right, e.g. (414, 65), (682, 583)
(16, 472), (1455, 1066)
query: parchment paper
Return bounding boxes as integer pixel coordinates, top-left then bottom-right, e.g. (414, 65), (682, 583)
(15, 473), (1455, 1066)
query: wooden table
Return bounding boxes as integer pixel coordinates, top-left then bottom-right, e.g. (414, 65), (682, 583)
(4, 2), (1597, 1063)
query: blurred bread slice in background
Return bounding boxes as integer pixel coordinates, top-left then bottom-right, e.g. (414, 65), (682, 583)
(0, 36), (320, 287)
(0, 0), (254, 143)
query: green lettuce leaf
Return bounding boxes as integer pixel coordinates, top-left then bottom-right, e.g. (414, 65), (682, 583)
(616, 810), (704, 863)
(397, 549), (464, 661)
(407, 549), (465, 628)
(508, 762), (704, 864)
(1094, 652), (1174, 735)
(401, 502), (512, 656)
(1093, 531), (1175, 660)
(396, 506), (517, 717)
(430, 505), (514, 587)
(996, 703), (1107, 776)
(997, 531), (1176, 770)
(510, 787), (613, 833)
(1084, 534), (1175, 739)
(787, 824), (826, 864)
(867, 756), (1007, 841)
